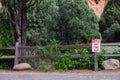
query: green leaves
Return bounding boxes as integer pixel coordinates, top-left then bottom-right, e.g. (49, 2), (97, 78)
(103, 22), (120, 42)
(27, 0), (100, 45)
(37, 40), (100, 70)
(0, 19), (13, 47)
(99, 0), (120, 42)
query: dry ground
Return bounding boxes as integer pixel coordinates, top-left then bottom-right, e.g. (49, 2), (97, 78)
(0, 69), (120, 76)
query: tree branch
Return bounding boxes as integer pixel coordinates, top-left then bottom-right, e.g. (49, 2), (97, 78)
(6, 7), (21, 41)
(25, 0), (36, 10)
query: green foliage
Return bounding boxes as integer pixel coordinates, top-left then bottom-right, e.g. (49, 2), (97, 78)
(0, 19), (14, 69)
(36, 39), (106, 71)
(27, 0), (59, 45)
(29, 59), (53, 72)
(27, 0), (100, 45)
(112, 49), (120, 61)
(50, 0), (100, 44)
(0, 19), (13, 47)
(53, 57), (94, 70)
(99, 0), (120, 42)
(0, 49), (14, 69)
(0, 59), (14, 69)
(37, 39), (61, 57)
(103, 22), (120, 42)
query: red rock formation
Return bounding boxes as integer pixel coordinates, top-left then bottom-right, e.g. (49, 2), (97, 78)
(87, 0), (108, 18)
(0, 2), (2, 9)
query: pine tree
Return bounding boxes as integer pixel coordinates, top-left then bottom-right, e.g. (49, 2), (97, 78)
(99, 0), (120, 42)
(49, 0), (100, 44)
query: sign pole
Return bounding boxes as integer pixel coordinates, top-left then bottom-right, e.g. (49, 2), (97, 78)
(92, 39), (101, 71)
(94, 53), (98, 71)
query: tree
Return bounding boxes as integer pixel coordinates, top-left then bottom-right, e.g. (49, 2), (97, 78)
(103, 22), (120, 42)
(99, 0), (120, 42)
(0, 0), (40, 45)
(49, 0), (100, 44)
(27, 0), (59, 45)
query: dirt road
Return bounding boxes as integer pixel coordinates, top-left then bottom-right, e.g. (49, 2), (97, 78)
(0, 70), (120, 80)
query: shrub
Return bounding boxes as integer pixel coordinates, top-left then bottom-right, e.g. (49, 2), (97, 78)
(99, 0), (120, 42)
(0, 19), (14, 69)
(36, 39), (107, 71)
(103, 22), (120, 42)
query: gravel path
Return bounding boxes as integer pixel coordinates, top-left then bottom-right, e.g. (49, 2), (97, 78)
(0, 74), (120, 80)
(0, 70), (120, 80)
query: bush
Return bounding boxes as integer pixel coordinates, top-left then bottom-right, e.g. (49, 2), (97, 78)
(0, 19), (13, 47)
(0, 19), (14, 69)
(36, 39), (107, 71)
(99, 0), (120, 42)
(103, 22), (120, 42)
(27, 0), (100, 45)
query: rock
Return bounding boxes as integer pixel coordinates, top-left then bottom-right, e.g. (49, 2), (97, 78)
(0, 2), (2, 9)
(102, 59), (120, 70)
(13, 63), (32, 71)
(87, 0), (108, 18)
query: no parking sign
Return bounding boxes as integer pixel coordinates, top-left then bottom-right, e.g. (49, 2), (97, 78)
(92, 39), (101, 53)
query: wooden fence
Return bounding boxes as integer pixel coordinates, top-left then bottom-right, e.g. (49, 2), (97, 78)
(0, 42), (120, 71)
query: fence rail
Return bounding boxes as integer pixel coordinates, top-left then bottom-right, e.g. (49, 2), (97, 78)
(0, 42), (120, 71)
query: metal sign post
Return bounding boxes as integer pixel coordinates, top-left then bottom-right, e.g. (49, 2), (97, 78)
(92, 39), (101, 71)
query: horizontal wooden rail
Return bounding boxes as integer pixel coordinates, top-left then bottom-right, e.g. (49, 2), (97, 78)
(101, 43), (120, 46)
(0, 47), (15, 50)
(18, 55), (41, 59)
(103, 54), (120, 57)
(16, 53), (120, 60)
(43, 44), (91, 49)
(43, 43), (120, 49)
(18, 46), (36, 49)
(0, 42), (120, 67)
(0, 56), (15, 59)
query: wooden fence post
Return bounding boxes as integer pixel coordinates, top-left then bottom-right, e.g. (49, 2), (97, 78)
(94, 53), (98, 71)
(14, 42), (19, 65)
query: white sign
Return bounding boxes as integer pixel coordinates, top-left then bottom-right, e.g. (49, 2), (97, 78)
(92, 39), (101, 53)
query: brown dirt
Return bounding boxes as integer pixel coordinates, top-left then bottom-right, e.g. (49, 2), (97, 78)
(87, 0), (108, 18)
(0, 69), (120, 75)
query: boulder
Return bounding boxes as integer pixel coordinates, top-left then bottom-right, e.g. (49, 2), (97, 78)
(102, 59), (120, 70)
(13, 63), (32, 71)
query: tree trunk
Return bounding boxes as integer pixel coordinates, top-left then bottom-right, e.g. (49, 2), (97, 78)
(5, 0), (30, 46)
(20, 0), (27, 46)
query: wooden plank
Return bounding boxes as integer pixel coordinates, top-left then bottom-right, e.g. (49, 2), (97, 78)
(70, 54), (94, 58)
(101, 43), (120, 46)
(18, 55), (41, 59)
(0, 54), (119, 60)
(53, 54), (93, 59)
(103, 54), (120, 57)
(17, 54), (94, 60)
(0, 47), (15, 50)
(0, 56), (15, 59)
(61, 44), (91, 48)
(18, 46), (36, 49)
(43, 43), (120, 49)
(43, 44), (91, 49)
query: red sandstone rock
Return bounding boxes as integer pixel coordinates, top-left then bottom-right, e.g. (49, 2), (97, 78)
(13, 63), (32, 71)
(87, 0), (108, 18)
(0, 2), (2, 9)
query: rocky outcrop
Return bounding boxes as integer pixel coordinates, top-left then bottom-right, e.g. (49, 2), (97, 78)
(0, 2), (2, 9)
(87, 0), (108, 18)
(13, 63), (32, 71)
(102, 59), (120, 70)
